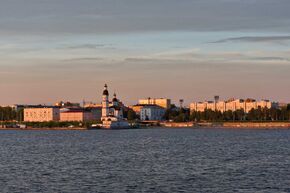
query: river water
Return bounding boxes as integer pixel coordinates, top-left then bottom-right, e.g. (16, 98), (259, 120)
(0, 128), (289, 193)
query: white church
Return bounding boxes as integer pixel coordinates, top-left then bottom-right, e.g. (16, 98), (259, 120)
(101, 84), (129, 129)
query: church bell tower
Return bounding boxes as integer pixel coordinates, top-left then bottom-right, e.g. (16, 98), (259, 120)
(102, 84), (109, 118)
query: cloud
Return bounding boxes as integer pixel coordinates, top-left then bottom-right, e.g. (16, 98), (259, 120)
(64, 44), (114, 50)
(211, 36), (290, 44)
(1, 0), (290, 35)
(62, 57), (104, 62)
(124, 49), (290, 65)
(249, 57), (290, 62)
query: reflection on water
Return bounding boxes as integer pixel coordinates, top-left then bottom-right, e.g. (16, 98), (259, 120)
(0, 128), (290, 193)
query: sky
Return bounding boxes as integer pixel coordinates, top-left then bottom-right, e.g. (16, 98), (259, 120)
(0, 0), (290, 105)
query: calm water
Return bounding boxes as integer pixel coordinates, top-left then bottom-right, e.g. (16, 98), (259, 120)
(0, 128), (289, 193)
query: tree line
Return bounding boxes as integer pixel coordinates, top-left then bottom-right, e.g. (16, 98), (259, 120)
(163, 104), (290, 122)
(0, 107), (23, 122)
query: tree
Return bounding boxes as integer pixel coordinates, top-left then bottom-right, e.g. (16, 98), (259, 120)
(174, 113), (186, 122)
(163, 108), (179, 121)
(235, 109), (245, 121)
(174, 106), (289, 122)
(223, 110), (234, 121)
(247, 109), (257, 121)
(127, 109), (137, 121)
(0, 107), (18, 121)
(280, 107), (288, 121)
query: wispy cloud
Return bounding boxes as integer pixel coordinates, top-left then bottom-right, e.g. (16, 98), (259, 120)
(211, 36), (290, 44)
(62, 57), (104, 62)
(64, 44), (114, 50)
(250, 56), (290, 62)
(124, 49), (290, 65)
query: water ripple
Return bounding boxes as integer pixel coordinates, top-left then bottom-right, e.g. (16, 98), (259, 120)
(0, 129), (290, 193)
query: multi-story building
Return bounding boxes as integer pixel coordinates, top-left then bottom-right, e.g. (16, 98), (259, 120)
(191, 101), (227, 112)
(140, 105), (166, 121)
(216, 101), (226, 112)
(190, 99), (278, 113)
(24, 107), (60, 122)
(130, 104), (147, 115)
(60, 109), (95, 122)
(138, 98), (171, 109)
(226, 99), (246, 112)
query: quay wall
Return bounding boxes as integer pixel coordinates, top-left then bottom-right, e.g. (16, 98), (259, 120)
(161, 121), (290, 129)
(223, 122), (290, 128)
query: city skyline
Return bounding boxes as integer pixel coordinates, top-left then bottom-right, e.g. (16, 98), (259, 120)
(1, 0), (290, 105)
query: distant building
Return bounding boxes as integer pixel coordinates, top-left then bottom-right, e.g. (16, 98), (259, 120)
(55, 101), (80, 108)
(24, 107), (60, 122)
(190, 99), (278, 113)
(138, 98), (171, 109)
(12, 104), (45, 111)
(84, 103), (102, 108)
(130, 104), (147, 115)
(60, 109), (95, 122)
(140, 105), (166, 121)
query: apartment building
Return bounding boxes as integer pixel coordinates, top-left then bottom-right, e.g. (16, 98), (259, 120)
(190, 99), (278, 113)
(138, 98), (171, 109)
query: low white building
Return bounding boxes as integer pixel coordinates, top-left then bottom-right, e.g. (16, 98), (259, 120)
(140, 105), (166, 121)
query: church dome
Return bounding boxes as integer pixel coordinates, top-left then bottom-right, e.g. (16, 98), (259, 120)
(103, 84), (109, 96)
(112, 93), (118, 102)
(103, 90), (109, 96)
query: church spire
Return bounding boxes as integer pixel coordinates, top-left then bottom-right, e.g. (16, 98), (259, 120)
(113, 92), (118, 102)
(103, 84), (109, 96)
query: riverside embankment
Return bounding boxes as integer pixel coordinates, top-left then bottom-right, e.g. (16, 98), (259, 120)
(1, 122), (290, 130)
(161, 122), (290, 129)
(0, 126), (87, 130)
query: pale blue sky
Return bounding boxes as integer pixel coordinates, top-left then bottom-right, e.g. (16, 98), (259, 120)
(0, 0), (289, 105)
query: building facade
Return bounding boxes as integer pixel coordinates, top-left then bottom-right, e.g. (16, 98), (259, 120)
(138, 98), (171, 109)
(24, 107), (60, 122)
(190, 99), (278, 113)
(60, 109), (94, 122)
(140, 105), (166, 121)
(130, 104), (150, 115)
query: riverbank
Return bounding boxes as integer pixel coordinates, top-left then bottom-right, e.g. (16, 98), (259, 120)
(0, 126), (87, 130)
(160, 121), (290, 129)
(222, 122), (290, 129)
(1, 122), (290, 130)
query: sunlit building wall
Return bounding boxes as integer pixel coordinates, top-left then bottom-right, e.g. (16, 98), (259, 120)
(190, 99), (277, 113)
(60, 110), (94, 122)
(138, 98), (171, 109)
(24, 107), (60, 122)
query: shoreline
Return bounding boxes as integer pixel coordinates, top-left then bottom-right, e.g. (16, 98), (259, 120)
(0, 127), (88, 131)
(157, 121), (290, 130)
(0, 123), (290, 130)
